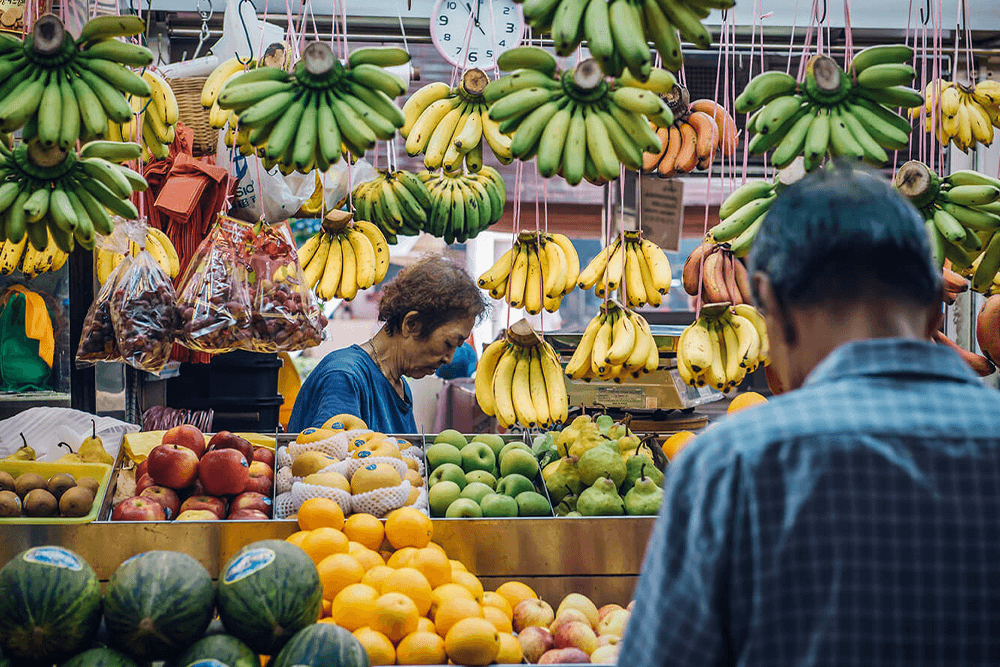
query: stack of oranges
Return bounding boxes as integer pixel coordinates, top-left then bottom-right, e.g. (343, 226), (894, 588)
(288, 497), (530, 665)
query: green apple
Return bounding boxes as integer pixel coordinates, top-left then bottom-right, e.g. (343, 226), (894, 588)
(480, 493), (519, 517)
(516, 491), (552, 517)
(429, 481), (462, 517)
(429, 463), (467, 489)
(465, 470), (497, 489)
(496, 473), (535, 498)
(426, 443), (463, 470)
(445, 498), (483, 518)
(472, 434), (506, 460)
(460, 482), (494, 505)
(500, 448), (540, 479)
(461, 441), (497, 474)
(435, 429), (469, 449)
(499, 442), (533, 462)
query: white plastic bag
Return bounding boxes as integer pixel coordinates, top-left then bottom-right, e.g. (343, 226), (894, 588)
(213, 0), (284, 64)
(0, 408), (139, 462)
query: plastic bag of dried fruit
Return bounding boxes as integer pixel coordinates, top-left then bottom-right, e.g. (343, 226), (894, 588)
(75, 230), (132, 367)
(245, 221), (327, 352)
(109, 223), (180, 374)
(175, 216), (255, 353)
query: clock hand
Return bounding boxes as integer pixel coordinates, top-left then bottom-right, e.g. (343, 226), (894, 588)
(465, 2), (487, 35)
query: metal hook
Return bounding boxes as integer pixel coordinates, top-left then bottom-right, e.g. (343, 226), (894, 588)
(191, 0), (214, 60)
(235, 0), (257, 66)
(817, 0), (827, 24)
(919, 0), (931, 25)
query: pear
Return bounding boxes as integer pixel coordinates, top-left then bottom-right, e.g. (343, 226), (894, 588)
(555, 415), (592, 457)
(607, 423), (629, 440)
(620, 454), (664, 494)
(545, 457), (582, 504)
(617, 435), (641, 458)
(567, 421), (605, 459)
(78, 420), (113, 465)
(624, 466), (664, 515)
(577, 477), (625, 516)
(595, 414), (615, 435)
(54, 442), (84, 464)
(555, 489), (579, 516)
(577, 441), (627, 487)
(3, 434), (35, 461)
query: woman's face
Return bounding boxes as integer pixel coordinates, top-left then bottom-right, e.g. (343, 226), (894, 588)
(400, 314), (476, 379)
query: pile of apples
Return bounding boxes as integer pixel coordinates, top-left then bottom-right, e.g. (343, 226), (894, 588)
(515, 593), (632, 664)
(112, 425), (275, 521)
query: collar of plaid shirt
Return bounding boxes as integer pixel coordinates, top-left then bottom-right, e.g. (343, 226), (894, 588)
(617, 337), (1000, 667)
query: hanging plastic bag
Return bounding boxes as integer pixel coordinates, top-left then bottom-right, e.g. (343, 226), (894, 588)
(175, 217), (255, 353)
(76, 231), (132, 367)
(246, 222), (327, 352)
(109, 225), (180, 374)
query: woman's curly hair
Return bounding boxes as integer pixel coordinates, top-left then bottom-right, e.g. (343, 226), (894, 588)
(378, 256), (489, 339)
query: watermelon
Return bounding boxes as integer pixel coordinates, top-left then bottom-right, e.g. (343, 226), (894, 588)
(271, 624), (370, 667)
(0, 546), (102, 663)
(102, 551), (215, 660)
(215, 540), (322, 654)
(170, 634), (261, 667)
(60, 646), (142, 667)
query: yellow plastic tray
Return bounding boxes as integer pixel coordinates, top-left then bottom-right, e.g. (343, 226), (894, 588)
(0, 460), (113, 524)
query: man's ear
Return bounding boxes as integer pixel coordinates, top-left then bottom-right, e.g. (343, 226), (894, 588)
(752, 272), (796, 347)
(401, 311), (422, 339)
(925, 293), (946, 340)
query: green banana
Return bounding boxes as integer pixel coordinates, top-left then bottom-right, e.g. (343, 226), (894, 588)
(347, 64), (406, 97)
(713, 196), (776, 242)
(735, 71), (798, 114)
(496, 46), (558, 76)
(771, 107), (818, 168)
(719, 180), (775, 219)
(850, 44), (914, 73)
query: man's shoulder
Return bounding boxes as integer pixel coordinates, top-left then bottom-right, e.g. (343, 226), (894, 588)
(312, 346), (373, 379)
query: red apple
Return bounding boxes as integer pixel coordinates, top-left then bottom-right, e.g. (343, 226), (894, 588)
(550, 609), (591, 635)
(598, 604), (624, 622)
(231, 491), (272, 517)
(112, 496), (166, 521)
(517, 626), (554, 663)
(248, 461), (273, 480)
(175, 509), (219, 521)
(139, 486), (180, 520)
(228, 508), (269, 521)
(590, 644), (620, 664)
(626, 600), (635, 612)
(596, 635), (621, 648)
(162, 424), (207, 458)
(135, 459), (148, 480)
(208, 431), (254, 462)
(597, 609), (630, 638)
(243, 470), (273, 495)
(513, 598), (555, 632)
(180, 495), (227, 519)
(553, 621), (597, 655)
(538, 648), (590, 664)
(147, 444), (200, 490)
(252, 448), (275, 467)
(184, 478), (207, 498)
(199, 449), (250, 496)
(135, 473), (156, 495)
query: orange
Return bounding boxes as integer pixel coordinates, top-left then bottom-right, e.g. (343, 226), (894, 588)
(349, 542), (385, 570)
(495, 581), (537, 611)
(344, 513), (385, 551)
(495, 632), (523, 664)
(318, 617), (338, 624)
(450, 570), (484, 603)
(662, 431), (696, 460)
(386, 546), (418, 569)
(482, 591), (513, 620)
(354, 627), (395, 666)
(285, 530), (310, 548)
(410, 547), (452, 589)
(395, 631), (447, 665)
(728, 391), (768, 413)
(443, 618), (500, 666)
(372, 592), (420, 644)
(362, 565), (396, 591)
(449, 558), (467, 573)
(481, 605), (513, 634)
(381, 567), (434, 617)
(317, 553), (364, 600)
(430, 583), (475, 618)
(297, 497), (345, 531)
(433, 598), (483, 637)
(301, 527), (350, 564)
(384, 507), (433, 549)
(417, 617), (436, 634)
(321, 598), (331, 618)
(329, 583), (380, 631)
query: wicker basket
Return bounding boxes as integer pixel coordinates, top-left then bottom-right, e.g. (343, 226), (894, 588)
(166, 76), (218, 158)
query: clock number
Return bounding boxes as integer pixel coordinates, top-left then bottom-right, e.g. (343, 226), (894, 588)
(468, 50), (478, 62)
(499, 39), (506, 46)
(443, 32), (451, 40)
(486, 49), (493, 58)
(438, 14), (449, 24)
(447, 0), (456, 7)
(455, 46), (462, 53)
(502, 5), (510, 12)
(505, 22), (515, 32)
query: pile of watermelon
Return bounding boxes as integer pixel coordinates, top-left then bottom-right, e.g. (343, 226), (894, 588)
(0, 541), (369, 667)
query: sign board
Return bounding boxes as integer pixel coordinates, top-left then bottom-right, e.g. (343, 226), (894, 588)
(639, 177), (684, 252)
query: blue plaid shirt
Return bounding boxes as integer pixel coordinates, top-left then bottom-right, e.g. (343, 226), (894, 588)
(619, 338), (1000, 667)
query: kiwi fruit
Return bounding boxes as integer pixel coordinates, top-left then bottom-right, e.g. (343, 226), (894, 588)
(0, 490), (21, 517)
(47, 473), (76, 500)
(14, 472), (46, 499)
(0, 470), (14, 493)
(23, 488), (58, 517)
(59, 486), (95, 518)
(77, 477), (100, 496)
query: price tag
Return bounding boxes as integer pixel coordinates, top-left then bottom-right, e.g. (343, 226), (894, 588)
(639, 177), (684, 252)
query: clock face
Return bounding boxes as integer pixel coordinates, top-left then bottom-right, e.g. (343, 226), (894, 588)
(430, 0), (524, 70)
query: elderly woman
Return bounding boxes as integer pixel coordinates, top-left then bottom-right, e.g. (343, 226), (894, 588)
(289, 256), (488, 433)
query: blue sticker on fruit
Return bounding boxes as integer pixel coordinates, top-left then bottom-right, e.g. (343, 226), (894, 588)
(223, 547), (275, 584)
(23, 546), (83, 571)
(332, 422), (346, 429)
(357, 450), (371, 458)
(185, 660), (228, 667)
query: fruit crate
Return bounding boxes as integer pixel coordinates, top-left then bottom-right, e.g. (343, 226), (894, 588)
(0, 460), (114, 524)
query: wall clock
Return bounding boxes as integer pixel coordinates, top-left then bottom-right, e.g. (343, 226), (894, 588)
(430, 0), (524, 70)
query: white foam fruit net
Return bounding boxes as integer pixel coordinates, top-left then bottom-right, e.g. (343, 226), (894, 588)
(351, 480), (411, 517)
(401, 448), (426, 476)
(317, 459), (352, 478)
(274, 492), (297, 519)
(290, 481), (353, 514)
(346, 456), (409, 481)
(288, 433), (348, 461)
(276, 466), (293, 495)
(277, 446), (292, 469)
